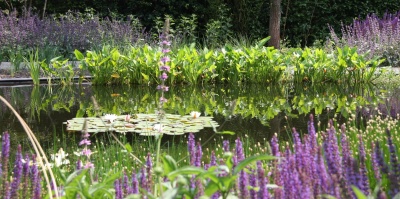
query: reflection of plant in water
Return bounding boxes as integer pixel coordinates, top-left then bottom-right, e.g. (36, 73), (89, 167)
(80, 83), (384, 128)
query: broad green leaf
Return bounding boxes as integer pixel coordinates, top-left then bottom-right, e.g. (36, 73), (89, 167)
(168, 166), (205, 179)
(141, 73), (149, 81)
(74, 49), (84, 60)
(124, 143), (133, 153)
(162, 155), (178, 174)
(351, 186), (368, 199)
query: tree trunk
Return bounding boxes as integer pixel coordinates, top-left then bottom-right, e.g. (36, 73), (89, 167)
(268, 0), (281, 49)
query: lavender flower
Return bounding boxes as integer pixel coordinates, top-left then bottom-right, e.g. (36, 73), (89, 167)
(115, 179), (122, 199)
(22, 154), (30, 198)
(270, 133), (280, 157)
(131, 173), (139, 194)
(249, 173), (257, 199)
(123, 171), (130, 196)
(188, 133), (196, 165)
(235, 137), (245, 163)
(223, 140), (230, 152)
(146, 153), (153, 192)
(238, 170), (249, 198)
(386, 129), (400, 197)
(195, 142), (203, 167)
(358, 136), (370, 195)
(371, 143), (381, 180)
(10, 145), (23, 198)
(31, 155), (41, 199)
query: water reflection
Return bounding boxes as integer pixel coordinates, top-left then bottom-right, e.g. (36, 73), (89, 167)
(0, 83), (391, 142)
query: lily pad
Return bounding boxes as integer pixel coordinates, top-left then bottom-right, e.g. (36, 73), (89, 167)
(65, 113), (219, 136)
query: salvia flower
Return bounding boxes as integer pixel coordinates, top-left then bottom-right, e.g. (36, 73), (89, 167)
(10, 145), (23, 199)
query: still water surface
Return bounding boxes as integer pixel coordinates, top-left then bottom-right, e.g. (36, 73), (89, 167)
(0, 83), (397, 149)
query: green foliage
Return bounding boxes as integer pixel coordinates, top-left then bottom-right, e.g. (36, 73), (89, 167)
(72, 43), (382, 85)
(56, 169), (120, 199)
(24, 49), (46, 85)
(161, 153), (276, 198)
(205, 4), (233, 47)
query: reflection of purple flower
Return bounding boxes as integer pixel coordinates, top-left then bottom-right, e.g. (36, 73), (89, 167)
(162, 40), (171, 46)
(161, 56), (170, 63)
(159, 97), (168, 103)
(188, 133), (196, 165)
(156, 85), (169, 91)
(159, 65), (170, 72)
(160, 72), (168, 80)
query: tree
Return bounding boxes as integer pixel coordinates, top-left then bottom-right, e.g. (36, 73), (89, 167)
(268, 0), (281, 49)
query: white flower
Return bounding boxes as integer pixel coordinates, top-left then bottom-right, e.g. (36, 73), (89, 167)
(153, 123), (163, 132)
(190, 111), (201, 119)
(50, 148), (70, 167)
(125, 114), (131, 122)
(104, 114), (118, 123)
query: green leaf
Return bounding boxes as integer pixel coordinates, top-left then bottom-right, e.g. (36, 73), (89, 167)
(162, 155), (178, 174)
(74, 49), (84, 61)
(233, 155), (277, 174)
(351, 186), (368, 199)
(256, 37), (270, 48)
(216, 131), (235, 135)
(125, 143), (133, 153)
(168, 166), (205, 179)
(204, 180), (220, 196)
(141, 73), (149, 81)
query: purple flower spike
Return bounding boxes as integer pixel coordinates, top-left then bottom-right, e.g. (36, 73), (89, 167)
(2, 131), (10, 181)
(146, 153), (153, 191)
(31, 155), (41, 199)
(223, 140), (230, 152)
(131, 173), (139, 194)
(238, 170), (249, 198)
(10, 145), (23, 199)
(235, 137), (245, 163)
(123, 171), (130, 196)
(195, 142), (203, 167)
(115, 179), (122, 199)
(270, 133), (280, 157)
(188, 133), (196, 165)
(358, 136), (370, 195)
(371, 143), (381, 180)
(22, 154), (30, 198)
(76, 159), (82, 170)
(79, 139), (91, 146)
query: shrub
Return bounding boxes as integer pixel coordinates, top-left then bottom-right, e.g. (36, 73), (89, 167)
(328, 11), (400, 67)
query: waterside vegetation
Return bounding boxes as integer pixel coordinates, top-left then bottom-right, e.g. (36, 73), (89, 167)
(1, 5), (400, 199)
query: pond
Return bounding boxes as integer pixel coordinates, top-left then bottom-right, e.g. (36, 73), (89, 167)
(0, 82), (396, 152)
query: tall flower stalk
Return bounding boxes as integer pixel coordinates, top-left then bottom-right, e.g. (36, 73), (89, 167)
(157, 19), (171, 121)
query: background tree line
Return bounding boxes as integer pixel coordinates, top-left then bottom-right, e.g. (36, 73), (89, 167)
(1, 0), (400, 47)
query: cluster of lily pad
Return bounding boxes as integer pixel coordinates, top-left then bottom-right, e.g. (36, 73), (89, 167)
(65, 112), (219, 136)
